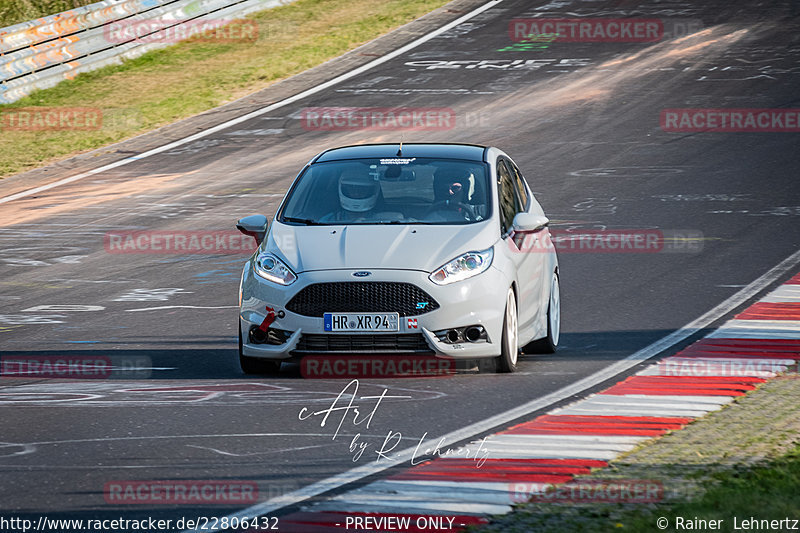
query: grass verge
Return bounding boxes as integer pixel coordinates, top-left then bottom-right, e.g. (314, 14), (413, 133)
(0, 0), (97, 28)
(0, 0), (449, 178)
(619, 446), (800, 532)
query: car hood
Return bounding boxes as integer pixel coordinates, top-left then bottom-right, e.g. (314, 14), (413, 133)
(266, 221), (498, 273)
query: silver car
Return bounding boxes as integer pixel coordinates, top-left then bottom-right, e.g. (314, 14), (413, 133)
(236, 143), (559, 374)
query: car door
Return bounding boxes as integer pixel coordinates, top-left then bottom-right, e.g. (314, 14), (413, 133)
(496, 157), (545, 335)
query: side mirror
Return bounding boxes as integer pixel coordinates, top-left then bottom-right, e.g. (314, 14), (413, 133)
(512, 212), (549, 233)
(236, 214), (269, 245)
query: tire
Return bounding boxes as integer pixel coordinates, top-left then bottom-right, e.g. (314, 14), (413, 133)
(524, 271), (560, 354)
(239, 321), (281, 375)
(496, 288), (519, 373)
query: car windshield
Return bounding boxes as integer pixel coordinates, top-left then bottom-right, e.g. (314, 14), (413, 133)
(279, 157), (491, 225)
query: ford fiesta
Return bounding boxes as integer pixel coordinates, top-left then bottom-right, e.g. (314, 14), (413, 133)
(236, 143), (559, 374)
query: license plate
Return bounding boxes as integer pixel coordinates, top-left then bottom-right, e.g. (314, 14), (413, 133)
(324, 312), (399, 332)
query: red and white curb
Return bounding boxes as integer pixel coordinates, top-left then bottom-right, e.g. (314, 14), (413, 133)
(274, 273), (800, 532)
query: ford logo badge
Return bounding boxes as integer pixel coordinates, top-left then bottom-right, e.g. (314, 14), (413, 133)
(352, 271), (372, 277)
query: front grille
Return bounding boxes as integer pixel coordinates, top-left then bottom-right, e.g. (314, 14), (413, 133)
(286, 282), (439, 317)
(293, 333), (432, 354)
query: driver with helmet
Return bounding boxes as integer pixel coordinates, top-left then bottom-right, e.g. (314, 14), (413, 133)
(320, 166), (383, 222)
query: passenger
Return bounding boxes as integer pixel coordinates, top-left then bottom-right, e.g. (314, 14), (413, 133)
(428, 167), (476, 221)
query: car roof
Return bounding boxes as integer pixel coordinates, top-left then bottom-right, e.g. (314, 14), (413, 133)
(312, 143), (488, 163)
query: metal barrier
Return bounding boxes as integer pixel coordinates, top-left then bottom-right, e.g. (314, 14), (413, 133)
(0, 0), (294, 104)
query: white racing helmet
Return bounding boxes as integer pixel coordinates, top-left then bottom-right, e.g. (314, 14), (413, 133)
(338, 166), (380, 212)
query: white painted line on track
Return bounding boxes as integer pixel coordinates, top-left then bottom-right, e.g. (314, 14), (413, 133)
(650, 356), (795, 365)
(551, 406), (713, 418)
(0, 1), (506, 207)
(467, 441), (640, 452)
(638, 364), (779, 378)
(660, 357), (794, 365)
(588, 394), (735, 405)
(489, 434), (647, 443)
(762, 285), (800, 302)
(473, 449), (624, 460)
(125, 305), (239, 312)
(323, 494), (509, 514)
(310, 500), (510, 516)
(184, 247), (800, 532)
(469, 444), (640, 455)
(365, 480), (527, 493)
(708, 320), (800, 339)
(343, 483), (518, 505)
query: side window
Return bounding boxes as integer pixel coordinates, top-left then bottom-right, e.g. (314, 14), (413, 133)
(509, 160), (529, 211)
(497, 160), (520, 234)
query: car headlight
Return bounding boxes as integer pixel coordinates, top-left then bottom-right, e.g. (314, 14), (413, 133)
(429, 248), (493, 285)
(254, 252), (297, 285)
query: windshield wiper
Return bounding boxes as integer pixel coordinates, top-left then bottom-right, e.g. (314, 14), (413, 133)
(282, 216), (320, 225)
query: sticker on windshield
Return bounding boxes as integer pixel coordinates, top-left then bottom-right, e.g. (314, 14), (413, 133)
(380, 158), (416, 165)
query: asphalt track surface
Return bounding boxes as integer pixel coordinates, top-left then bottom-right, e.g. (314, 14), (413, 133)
(0, 0), (799, 529)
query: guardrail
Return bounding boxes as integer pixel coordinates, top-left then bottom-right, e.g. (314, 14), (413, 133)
(0, 0), (294, 104)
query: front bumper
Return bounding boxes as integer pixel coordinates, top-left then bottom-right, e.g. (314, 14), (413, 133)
(239, 265), (512, 360)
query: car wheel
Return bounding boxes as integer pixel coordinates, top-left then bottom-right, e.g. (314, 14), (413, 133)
(496, 288), (519, 373)
(239, 320), (281, 375)
(524, 271), (560, 354)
